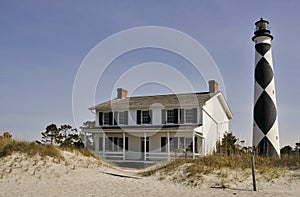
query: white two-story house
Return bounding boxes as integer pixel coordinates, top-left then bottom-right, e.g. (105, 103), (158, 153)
(82, 80), (233, 162)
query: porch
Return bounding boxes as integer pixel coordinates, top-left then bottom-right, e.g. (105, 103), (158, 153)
(83, 126), (205, 161)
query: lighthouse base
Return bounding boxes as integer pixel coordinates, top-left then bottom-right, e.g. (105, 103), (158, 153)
(256, 137), (279, 157)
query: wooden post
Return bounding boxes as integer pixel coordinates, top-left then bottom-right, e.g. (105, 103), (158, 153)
(251, 154), (257, 191)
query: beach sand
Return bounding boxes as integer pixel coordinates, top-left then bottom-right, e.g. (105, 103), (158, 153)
(0, 151), (299, 197)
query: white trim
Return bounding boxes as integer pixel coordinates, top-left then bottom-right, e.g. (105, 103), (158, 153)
(102, 133), (105, 158)
(167, 131), (170, 161)
(192, 130), (195, 159)
(123, 132), (125, 160)
(144, 132), (147, 161)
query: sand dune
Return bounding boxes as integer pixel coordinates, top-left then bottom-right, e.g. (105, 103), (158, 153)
(0, 151), (299, 197)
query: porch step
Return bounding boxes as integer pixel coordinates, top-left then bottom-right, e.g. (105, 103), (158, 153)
(112, 161), (156, 169)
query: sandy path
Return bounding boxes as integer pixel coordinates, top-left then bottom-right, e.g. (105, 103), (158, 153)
(1, 167), (299, 197)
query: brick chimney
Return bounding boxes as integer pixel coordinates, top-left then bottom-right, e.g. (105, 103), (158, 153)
(117, 88), (128, 99)
(209, 80), (219, 93)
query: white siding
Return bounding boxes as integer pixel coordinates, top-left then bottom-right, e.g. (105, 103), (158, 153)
(128, 110), (136, 126)
(95, 113), (99, 127)
(201, 95), (230, 155)
(152, 108), (161, 125)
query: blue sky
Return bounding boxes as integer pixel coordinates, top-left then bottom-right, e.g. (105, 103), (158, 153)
(1, 0), (299, 148)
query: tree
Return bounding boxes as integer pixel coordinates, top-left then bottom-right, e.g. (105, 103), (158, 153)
(3, 132), (12, 139)
(280, 145), (293, 155)
(220, 132), (237, 156)
(41, 123), (84, 148)
(41, 124), (58, 144)
(81, 120), (95, 129)
(57, 124), (74, 145)
(295, 141), (300, 155)
(0, 131), (12, 143)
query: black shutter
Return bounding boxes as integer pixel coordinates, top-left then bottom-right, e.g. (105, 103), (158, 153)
(99, 137), (103, 151)
(108, 137), (113, 151)
(149, 110), (152, 124)
(108, 112), (113, 125)
(174, 109), (178, 124)
(113, 111), (118, 125)
(99, 112), (103, 126)
(192, 108), (197, 123)
(161, 109), (166, 124)
(114, 137), (118, 146)
(125, 137), (128, 150)
(161, 137), (166, 152)
(124, 111), (128, 125)
(137, 110), (141, 125)
(180, 108), (184, 124)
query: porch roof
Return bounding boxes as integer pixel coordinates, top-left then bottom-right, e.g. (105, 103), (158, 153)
(82, 124), (201, 133)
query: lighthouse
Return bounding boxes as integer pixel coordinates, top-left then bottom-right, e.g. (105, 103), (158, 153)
(252, 18), (280, 157)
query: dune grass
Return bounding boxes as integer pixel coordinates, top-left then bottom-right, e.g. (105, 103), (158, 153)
(140, 154), (300, 177)
(0, 135), (63, 159)
(0, 138), (63, 159)
(58, 146), (96, 158)
(0, 135), (100, 164)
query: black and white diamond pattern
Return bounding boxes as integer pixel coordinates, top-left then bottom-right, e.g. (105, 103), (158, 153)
(253, 42), (280, 157)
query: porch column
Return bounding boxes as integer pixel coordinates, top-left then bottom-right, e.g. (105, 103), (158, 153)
(95, 134), (99, 152)
(167, 131), (170, 161)
(192, 130), (195, 159)
(123, 132), (125, 160)
(144, 132), (147, 161)
(102, 132), (105, 158)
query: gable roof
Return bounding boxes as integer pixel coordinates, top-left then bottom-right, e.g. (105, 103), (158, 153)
(89, 92), (213, 111)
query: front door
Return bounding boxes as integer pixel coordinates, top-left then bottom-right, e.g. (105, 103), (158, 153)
(141, 137), (149, 160)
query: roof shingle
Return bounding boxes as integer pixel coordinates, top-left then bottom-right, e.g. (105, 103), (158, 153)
(89, 92), (213, 111)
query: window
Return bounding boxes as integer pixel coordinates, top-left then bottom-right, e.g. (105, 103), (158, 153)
(137, 110), (152, 124)
(167, 110), (174, 123)
(161, 137), (167, 152)
(162, 109), (178, 124)
(179, 137), (184, 150)
(169, 138), (175, 152)
(99, 112), (113, 126)
(104, 112), (110, 125)
(185, 109), (193, 123)
(105, 137), (128, 151)
(99, 137), (103, 151)
(186, 138), (193, 151)
(142, 110), (150, 124)
(160, 137), (194, 152)
(119, 112), (125, 125)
